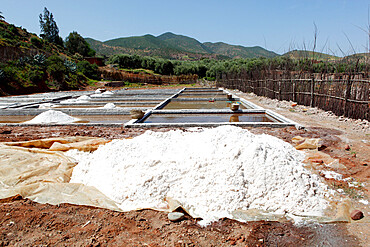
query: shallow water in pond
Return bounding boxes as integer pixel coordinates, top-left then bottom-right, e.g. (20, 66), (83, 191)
(181, 90), (223, 94)
(143, 113), (278, 123)
(0, 115), (131, 124)
(162, 101), (249, 110)
(54, 104), (156, 109)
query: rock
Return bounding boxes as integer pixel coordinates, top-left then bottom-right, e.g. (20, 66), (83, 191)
(130, 110), (144, 119)
(168, 212), (185, 222)
(291, 103), (297, 107)
(350, 210), (364, 220)
(363, 163), (368, 166)
(345, 144), (350, 151)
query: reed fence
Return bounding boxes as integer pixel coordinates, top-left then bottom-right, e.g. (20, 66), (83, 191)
(100, 68), (198, 85)
(217, 71), (370, 120)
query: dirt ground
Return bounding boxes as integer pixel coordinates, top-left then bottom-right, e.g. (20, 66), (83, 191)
(0, 88), (369, 246)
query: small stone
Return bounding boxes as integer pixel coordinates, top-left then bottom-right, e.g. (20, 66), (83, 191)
(362, 163), (368, 166)
(291, 103), (297, 107)
(168, 212), (185, 222)
(350, 210), (364, 220)
(302, 109), (308, 112)
(344, 144), (350, 151)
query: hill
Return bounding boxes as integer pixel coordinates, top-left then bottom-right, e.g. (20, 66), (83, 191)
(342, 53), (370, 64)
(0, 20), (66, 63)
(86, 32), (278, 60)
(203, 42), (278, 58)
(283, 50), (339, 61)
(0, 20), (95, 95)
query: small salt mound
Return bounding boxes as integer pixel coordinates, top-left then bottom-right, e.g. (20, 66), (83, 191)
(25, 110), (80, 124)
(70, 126), (333, 225)
(102, 91), (113, 95)
(101, 103), (116, 109)
(77, 95), (91, 100)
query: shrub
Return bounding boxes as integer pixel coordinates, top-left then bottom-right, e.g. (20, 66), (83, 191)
(30, 37), (43, 48)
(46, 55), (67, 89)
(64, 60), (77, 73)
(77, 60), (98, 79)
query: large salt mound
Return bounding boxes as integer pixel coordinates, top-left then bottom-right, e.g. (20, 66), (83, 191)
(25, 110), (79, 124)
(70, 125), (333, 225)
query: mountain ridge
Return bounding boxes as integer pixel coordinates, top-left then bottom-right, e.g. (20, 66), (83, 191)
(85, 32), (279, 60)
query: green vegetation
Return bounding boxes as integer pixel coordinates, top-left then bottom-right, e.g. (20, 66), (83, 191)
(39, 7), (63, 46)
(0, 13), (98, 95)
(65, 31), (96, 57)
(108, 53), (369, 80)
(76, 60), (98, 80)
(331, 182), (364, 200)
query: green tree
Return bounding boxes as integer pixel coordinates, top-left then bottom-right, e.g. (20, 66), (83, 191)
(77, 60), (98, 79)
(39, 7), (63, 46)
(65, 31), (96, 57)
(46, 55), (67, 89)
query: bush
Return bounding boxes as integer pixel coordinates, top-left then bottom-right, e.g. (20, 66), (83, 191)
(30, 37), (43, 48)
(27, 69), (44, 84)
(77, 60), (98, 79)
(46, 55), (67, 89)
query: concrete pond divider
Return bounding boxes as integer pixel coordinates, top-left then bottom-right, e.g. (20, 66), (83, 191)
(0, 87), (303, 129)
(126, 87), (304, 129)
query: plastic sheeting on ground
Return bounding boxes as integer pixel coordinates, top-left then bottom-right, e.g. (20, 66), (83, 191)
(0, 137), (120, 211)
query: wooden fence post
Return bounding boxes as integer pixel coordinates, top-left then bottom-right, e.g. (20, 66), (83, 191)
(292, 78), (296, 102)
(310, 76), (315, 107)
(278, 80), (282, 101)
(344, 74), (352, 117)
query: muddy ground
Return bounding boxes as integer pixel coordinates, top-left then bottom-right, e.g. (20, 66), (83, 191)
(0, 88), (369, 246)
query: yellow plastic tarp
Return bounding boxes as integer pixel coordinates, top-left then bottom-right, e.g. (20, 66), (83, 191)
(0, 138), (120, 211)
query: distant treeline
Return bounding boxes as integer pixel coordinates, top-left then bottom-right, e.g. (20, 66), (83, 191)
(108, 54), (370, 80)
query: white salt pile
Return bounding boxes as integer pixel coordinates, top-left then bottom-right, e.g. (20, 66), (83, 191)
(25, 110), (80, 124)
(101, 103), (116, 109)
(70, 126), (333, 225)
(102, 91), (113, 95)
(77, 95), (91, 101)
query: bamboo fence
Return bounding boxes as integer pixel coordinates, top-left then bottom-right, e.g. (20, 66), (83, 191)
(100, 68), (198, 85)
(217, 71), (370, 120)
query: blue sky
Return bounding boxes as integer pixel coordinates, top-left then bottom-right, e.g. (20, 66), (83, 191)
(1, 0), (369, 56)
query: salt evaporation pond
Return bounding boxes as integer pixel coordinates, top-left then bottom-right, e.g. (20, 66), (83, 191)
(69, 125), (335, 225)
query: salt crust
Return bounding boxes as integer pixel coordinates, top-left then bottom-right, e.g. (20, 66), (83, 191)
(322, 170), (343, 180)
(69, 125), (332, 225)
(25, 110), (79, 124)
